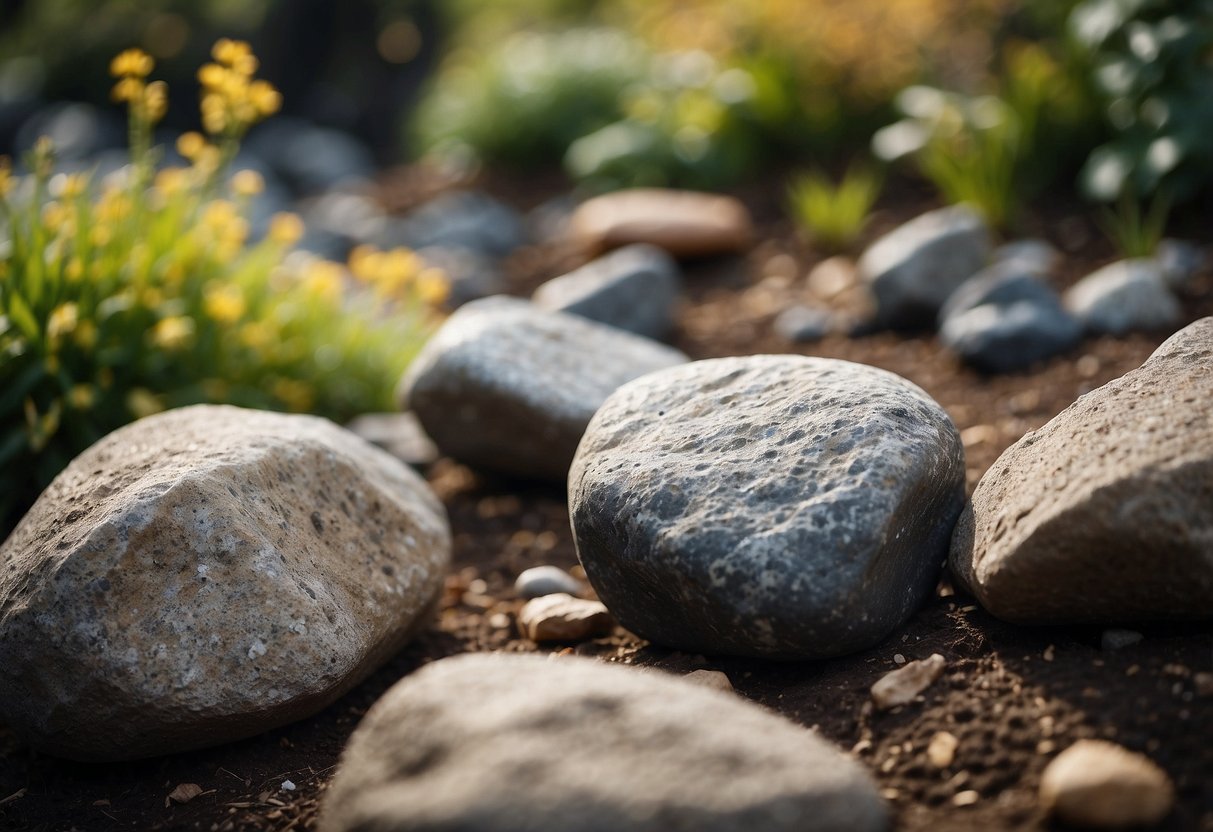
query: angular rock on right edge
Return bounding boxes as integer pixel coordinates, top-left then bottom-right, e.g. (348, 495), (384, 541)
(570, 355), (965, 660)
(950, 317), (1213, 624)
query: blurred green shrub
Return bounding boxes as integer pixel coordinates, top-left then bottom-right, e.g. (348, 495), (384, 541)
(1067, 0), (1213, 202)
(411, 27), (648, 169)
(786, 164), (883, 254)
(1098, 190), (1171, 257)
(0, 43), (443, 535)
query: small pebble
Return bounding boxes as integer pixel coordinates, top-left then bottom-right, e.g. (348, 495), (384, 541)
(517, 593), (613, 643)
(280, 780), (296, 792)
(514, 565), (584, 599)
(871, 654), (946, 710)
(1043, 644), (1055, 662)
(1195, 672), (1213, 698)
(1101, 629), (1143, 651)
(952, 790), (979, 807)
(927, 731), (959, 769)
(893, 653), (906, 665)
(682, 670), (734, 693)
(1039, 739), (1174, 830)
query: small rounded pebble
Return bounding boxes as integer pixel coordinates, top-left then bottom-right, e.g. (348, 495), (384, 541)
(1039, 739), (1175, 830)
(871, 654), (946, 710)
(514, 565), (584, 599)
(927, 732), (959, 769)
(1100, 629), (1144, 651)
(683, 670), (734, 693)
(517, 593), (613, 642)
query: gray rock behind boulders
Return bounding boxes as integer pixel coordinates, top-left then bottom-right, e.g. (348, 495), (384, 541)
(941, 301), (1082, 374)
(1063, 259), (1181, 335)
(1155, 238), (1205, 292)
(0, 405), (451, 761)
(938, 260), (1060, 325)
(570, 355), (965, 660)
(859, 205), (991, 329)
(417, 245), (508, 309)
(991, 238), (1060, 275)
(774, 304), (833, 343)
(533, 244), (681, 339)
(950, 318), (1213, 624)
(318, 653), (888, 832)
(377, 190), (528, 259)
(399, 296), (687, 481)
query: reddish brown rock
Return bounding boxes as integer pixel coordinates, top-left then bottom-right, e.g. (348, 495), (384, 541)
(570, 188), (754, 258)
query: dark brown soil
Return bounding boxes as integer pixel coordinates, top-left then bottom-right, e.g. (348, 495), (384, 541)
(2, 170), (1212, 832)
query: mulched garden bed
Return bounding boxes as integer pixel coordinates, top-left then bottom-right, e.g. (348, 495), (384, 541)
(2, 169), (1211, 832)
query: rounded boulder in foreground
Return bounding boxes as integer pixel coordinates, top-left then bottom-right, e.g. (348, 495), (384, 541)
(0, 405), (451, 761)
(319, 653), (887, 832)
(569, 355), (965, 660)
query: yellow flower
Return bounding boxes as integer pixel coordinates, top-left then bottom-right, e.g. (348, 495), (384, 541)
(248, 81), (282, 117)
(268, 212), (304, 246)
(56, 172), (89, 200)
(176, 131), (207, 160)
(0, 156), (11, 197)
(213, 39), (256, 74)
(110, 48), (154, 79)
(239, 320), (275, 351)
(41, 201), (71, 235)
(90, 225), (112, 247)
(154, 167), (190, 196)
(204, 285), (246, 324)
(150, 315), (195, 350)
(68, 384), (97, 410)
(231, 169), (264, 197)
(47, 302), (79, 342)
(271, 378), (315, 412)
(416, 267), (451, 306)
(197, 63), (228, 91)
(111, 77), (144, 104)
(126, 388), (164, 418)
(143, 80), (169, 123)
(303, 261), (344, 303)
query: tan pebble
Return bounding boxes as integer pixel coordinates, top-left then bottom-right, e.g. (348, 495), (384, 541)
(806, 256), (857, 300)
(880, 788), (900, 801)
(682, 669), (733, 693)
(927, 731), (959, 769)
(1195, 672), (1213, 697)
(871, 654), (946, 710)
(952, 790), (979, 807)
(1043, 644), (1055, 662)
(893, 653), (906, 665)
(959, 424), (1000, 448)
(517, 594), (613, 643)
(1039, 739), (1175, 830)
(488, 613), (511, 630)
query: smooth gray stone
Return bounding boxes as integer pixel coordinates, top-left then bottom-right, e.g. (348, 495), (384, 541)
(344, 412), (439, 468)
(951, 318), (1213, 624)
(246, 117), (375, 195)
(938, 260), (1059, 326)
(569, 355), (965, 660)
(399, 296), (687, 481)
(991, 238), (1060, 275)
(774, 304), (833, 343)
(940, 300), (1082, 374)
(318, 654), (888, 832)
(378, 190), (528, 258)
(514, 565), (584, 599)
(1155, 238), (1205, 292)
(858, 205), (991, 329)
(15, 102), (124, 162)
(533, 244), (681, 339)
(1063, 259), (1181, 335)
(417, 246), (508, 309)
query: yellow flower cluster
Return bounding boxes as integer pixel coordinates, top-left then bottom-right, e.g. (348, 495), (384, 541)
(198, 39), (281, 137)
(109, 48), (168, 125)
(349, 245), (450, 306)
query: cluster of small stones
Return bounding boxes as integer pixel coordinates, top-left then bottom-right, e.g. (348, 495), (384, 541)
(778, 203), (1204, 374)
(0, 187), (1204, 830)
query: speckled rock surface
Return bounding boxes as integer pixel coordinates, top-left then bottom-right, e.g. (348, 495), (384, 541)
(858, 205), (991, 329)
(1063, 259), (1181, 335)
(569, 355), (965, 660)
(950, 318), (1213, 623)
(0, 405), (451, 761)
(319, 653), (888, 832)
(399, 296), (687, 481)
(533, 243), (681, 339)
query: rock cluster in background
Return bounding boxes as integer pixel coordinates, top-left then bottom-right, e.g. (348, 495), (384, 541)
(0, 405), (451, 761)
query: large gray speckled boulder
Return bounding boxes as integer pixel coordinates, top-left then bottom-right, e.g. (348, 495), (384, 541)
(0, 405), (450, 761)
(1063, 259), (1181, 335)
(399, 296), (687, 481)
(858, 205), (991, 329)
(319, 653), (888, 832)
(532, 244), (681, 338)
(569, 355), (965, 660)
(951, 318), (1213, 624)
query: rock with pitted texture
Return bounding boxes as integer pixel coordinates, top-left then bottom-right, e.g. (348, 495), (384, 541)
(951, 318), (1213, 623)
(533, 244), (681, 339)
(399, 296), (687, 481)
(858, 205), (991, 329)
(570, 355), (965, 660)
(570, 188), (754, 259)
(0, 405), (450, 761)
(318, 653), (888, 832)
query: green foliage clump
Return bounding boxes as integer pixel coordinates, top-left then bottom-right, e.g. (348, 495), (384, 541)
(1068, 0), (1213, 202)
(411, 27), (649, 169)
(786, 164), (883, 254)
(0, 44), (441, 536)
